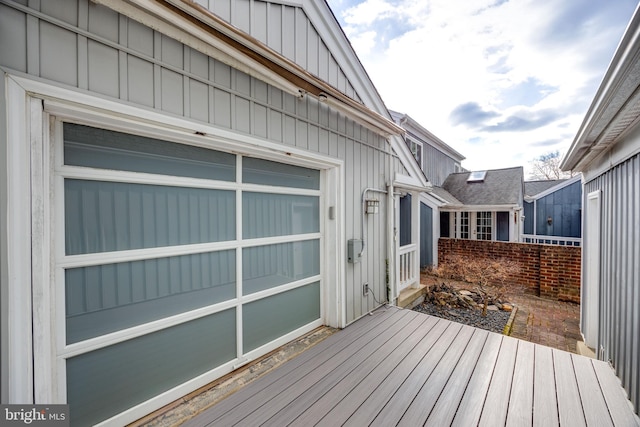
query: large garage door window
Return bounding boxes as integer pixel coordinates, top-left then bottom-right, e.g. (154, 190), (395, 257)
(57, 123), (322, 426)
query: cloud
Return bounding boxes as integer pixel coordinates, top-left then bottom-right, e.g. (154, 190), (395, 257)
(326, 0), (637, 173)
(449, 102), (499, 127)
(482, 109), (560, 132)
(531, 138), (563, 148)
(498, 78), (557, 108)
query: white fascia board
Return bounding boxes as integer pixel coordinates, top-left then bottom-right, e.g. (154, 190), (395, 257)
(93, 0), (303, 98)
(529, 175), (582, 200)
(420, 192), (447, 208)
(95, 0), (403, 138)
(297, 0), (390, 116)
(394, 172), (431, 192)
(439, 204), (521, 212)
(391, 135), (430, 187)
(393, 112), (466, 161)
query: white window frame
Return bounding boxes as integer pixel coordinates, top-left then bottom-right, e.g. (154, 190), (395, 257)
(476, 211), (493, 241)
(6, 74), (346, 425)
(406, 137), (423, 168)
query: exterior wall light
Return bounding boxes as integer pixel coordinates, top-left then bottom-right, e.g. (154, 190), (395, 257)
(547, 216), (553, 225)
(366, 199), (379, 214)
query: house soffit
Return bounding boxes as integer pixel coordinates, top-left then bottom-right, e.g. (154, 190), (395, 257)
(562, 8), (640, 172)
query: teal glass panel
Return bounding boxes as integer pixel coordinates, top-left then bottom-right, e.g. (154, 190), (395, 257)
(64, 179), (235, 255)
(64, 123), (236, 181)
(242, 157), (320, 189)
(242, 192), (319, 239)
(243, 282), (320, 353)
(243, 240), (320, 295)
(66, 309), (236, 427)
(65, 250), (236, 344)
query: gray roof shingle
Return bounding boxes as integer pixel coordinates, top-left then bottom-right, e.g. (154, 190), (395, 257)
(524, 179), (567, 197)
(442, 166), (524, 206)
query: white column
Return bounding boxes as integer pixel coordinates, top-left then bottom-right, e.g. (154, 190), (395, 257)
(411, 191), (420, 288)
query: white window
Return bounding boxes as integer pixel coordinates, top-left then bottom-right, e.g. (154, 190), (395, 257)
(476, 211), (493, 240)
(406, 138), (423, 168)
(452, 212), (470, 239)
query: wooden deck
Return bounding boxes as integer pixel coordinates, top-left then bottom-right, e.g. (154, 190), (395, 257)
(184, 306), (639, 426)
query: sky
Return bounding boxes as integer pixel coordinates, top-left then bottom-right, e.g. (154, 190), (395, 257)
(325, 0), (639, 177)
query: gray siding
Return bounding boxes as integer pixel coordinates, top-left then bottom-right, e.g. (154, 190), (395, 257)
(584, 152), (640, 414)
(421, 142), (461, 186)
(524, 202), (534, 234)
(530, 181), (582, 237)
(207, 0), (360, 102)
(420, 202), (433, 267)
(0, 0), (407, 325)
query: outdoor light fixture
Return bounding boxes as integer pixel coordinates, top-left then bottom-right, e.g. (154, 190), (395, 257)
(366, 199), (380, 214)
(547, 216), (553, 225)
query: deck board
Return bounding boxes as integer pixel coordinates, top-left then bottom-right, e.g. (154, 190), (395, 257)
(253, 311), (431, 426)
(213, 309), (415, 426)
(184, 306), (640, 427)
(397, 325), (476, 426)
(572, 354), (614, 426)
(450, 332), (503, 427)
(593, 359), (640, 427)
(554, 349), (587, 427)
(421, 328), (488, 426)
(478, 335), (519, 426)
(506, 339), (535, 426)
(533, 344), (559, 426)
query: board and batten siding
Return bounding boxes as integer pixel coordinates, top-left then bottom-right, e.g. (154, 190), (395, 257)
(0, 0), (408, 325)
(421, 141), (462, 187)
(583, 152), (640, 414)
(534, 181), (582, 238)
(205, 0), (361, 102)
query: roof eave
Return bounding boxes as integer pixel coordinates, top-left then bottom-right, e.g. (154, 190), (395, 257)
(561, 4), (640, 172)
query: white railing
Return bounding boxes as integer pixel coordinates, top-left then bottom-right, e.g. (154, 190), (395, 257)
(521, 234), (582, 247)
(398, 243), (418, 292)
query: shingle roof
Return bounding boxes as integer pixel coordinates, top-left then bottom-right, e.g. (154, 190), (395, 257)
(430, 186), (463, 205)
(524, 179), (567, 197)
(442, 166), (524, 205)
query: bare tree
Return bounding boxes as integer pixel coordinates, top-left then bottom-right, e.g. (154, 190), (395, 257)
(529, 151), (575, 180)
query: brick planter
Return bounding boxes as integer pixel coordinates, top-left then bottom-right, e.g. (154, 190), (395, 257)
(438, 238), (581, 303)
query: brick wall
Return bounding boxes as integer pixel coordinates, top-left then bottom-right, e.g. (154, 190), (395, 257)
(438, 238), (581, 303)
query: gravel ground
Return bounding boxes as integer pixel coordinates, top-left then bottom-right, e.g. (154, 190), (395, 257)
(413, 302), (511, 334)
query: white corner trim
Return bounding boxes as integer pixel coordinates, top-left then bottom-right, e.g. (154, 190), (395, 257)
(4, 74), (35, 403)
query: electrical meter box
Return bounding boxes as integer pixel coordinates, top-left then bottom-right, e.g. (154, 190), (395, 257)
(347, 239), (363, 263)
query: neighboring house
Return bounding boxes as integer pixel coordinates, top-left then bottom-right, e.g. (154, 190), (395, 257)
(0, 0), (428, 425)
(522, 176), (582, 246)
(561, 5), (640, 416)
(439, 167), (525, 242)
(390, 111), (466, 267)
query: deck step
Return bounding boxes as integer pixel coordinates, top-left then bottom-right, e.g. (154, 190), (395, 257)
(397, 284), (427, 309)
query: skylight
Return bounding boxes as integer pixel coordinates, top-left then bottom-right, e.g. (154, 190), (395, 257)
(467, 170), (487, 182)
